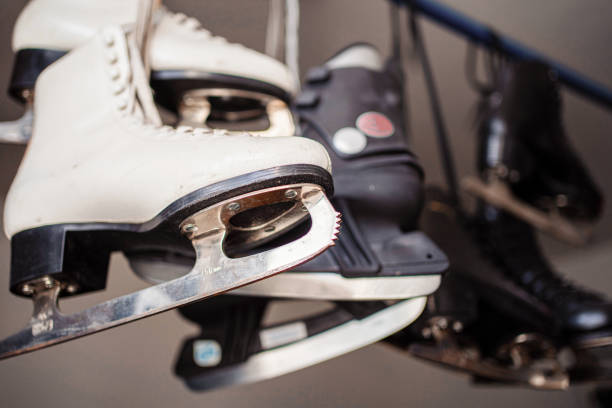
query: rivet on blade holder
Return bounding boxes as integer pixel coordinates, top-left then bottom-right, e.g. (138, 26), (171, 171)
(227, 202), (241, 212)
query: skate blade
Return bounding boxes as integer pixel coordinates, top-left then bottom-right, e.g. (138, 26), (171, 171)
(178, 88), (295, 137)
(408, 341), (569, 390)
(462, 176), (591, 246)
(185, 297), (427, 391)
(232, 273), (441, 300)
(0, 107), (32, 144)
(572, 330), (612, 349)
(0, 184), (340, 359)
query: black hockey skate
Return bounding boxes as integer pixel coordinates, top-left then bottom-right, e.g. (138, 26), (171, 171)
(129, 43), (448, 300)
(173, 295), (426, 391)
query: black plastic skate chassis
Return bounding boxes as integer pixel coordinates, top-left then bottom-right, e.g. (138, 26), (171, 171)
(289, 47), (448, 286)
(1, 165), (339, 359)
(174, 296), (427, 391)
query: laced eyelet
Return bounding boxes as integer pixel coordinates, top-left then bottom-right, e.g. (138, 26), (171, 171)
(177, 126), (194, 133)
(212, 129), (228, 137)
(108, 67), (120, 80)
(107, 51), (118, 64)
(112, 82), (126, 95)
(116, 97), (128, 111)
(103, 32), (115, 47)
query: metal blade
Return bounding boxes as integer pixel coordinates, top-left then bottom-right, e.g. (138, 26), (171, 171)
(233, 273), (441, 300)
(409, 341), (569, 390)
(185, 297), (427, 391)
(0, 184), (339, 359)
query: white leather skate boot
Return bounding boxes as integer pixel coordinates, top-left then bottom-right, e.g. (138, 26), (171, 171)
(2, 0), (296, 143)
(0, 25), (339, 359)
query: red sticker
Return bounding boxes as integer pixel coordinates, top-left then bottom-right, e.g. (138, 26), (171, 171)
(356, 111), (394, 138)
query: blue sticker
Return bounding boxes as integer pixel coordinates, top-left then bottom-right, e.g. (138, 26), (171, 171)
(193, 339), (222, 367)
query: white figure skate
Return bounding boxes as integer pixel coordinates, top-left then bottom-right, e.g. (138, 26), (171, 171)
(1, 0), (296, 143)
(0, 24), (339, 359)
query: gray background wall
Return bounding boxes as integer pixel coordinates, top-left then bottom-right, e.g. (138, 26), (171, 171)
(0, 0), (611, 406)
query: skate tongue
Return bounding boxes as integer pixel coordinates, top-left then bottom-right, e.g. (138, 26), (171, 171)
(325, 43), (383, 72)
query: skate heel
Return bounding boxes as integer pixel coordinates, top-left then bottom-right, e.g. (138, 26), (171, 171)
(10, 225), (110, 297)
(8, 49), (66, 102)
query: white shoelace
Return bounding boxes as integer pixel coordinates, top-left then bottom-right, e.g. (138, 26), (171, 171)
(127, 0), (161, 126)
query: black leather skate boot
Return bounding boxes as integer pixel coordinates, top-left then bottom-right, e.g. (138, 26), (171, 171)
(464, 60), (603, 245)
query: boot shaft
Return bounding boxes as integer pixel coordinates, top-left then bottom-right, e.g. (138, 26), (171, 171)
(477, 60), (603, 221)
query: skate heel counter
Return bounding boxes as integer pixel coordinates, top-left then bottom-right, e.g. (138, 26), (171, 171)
(10, 225), (110, 297)
(8, 49), (66, 102)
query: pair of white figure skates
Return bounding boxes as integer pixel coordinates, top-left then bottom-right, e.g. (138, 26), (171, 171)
(0, 0), (446, 386)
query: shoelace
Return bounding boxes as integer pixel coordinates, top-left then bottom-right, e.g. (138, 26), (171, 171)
(126, 1), (218, 136)
(124, 41), (220, 139)
(126, 32), (162, 127)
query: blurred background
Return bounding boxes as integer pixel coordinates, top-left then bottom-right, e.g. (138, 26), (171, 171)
(0, 0), (610, 406)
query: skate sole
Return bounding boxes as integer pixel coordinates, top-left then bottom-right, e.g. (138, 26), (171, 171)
(181, 297), (426, 391)
(9, 49), (289, 103)
(1, 165), (338, 359)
